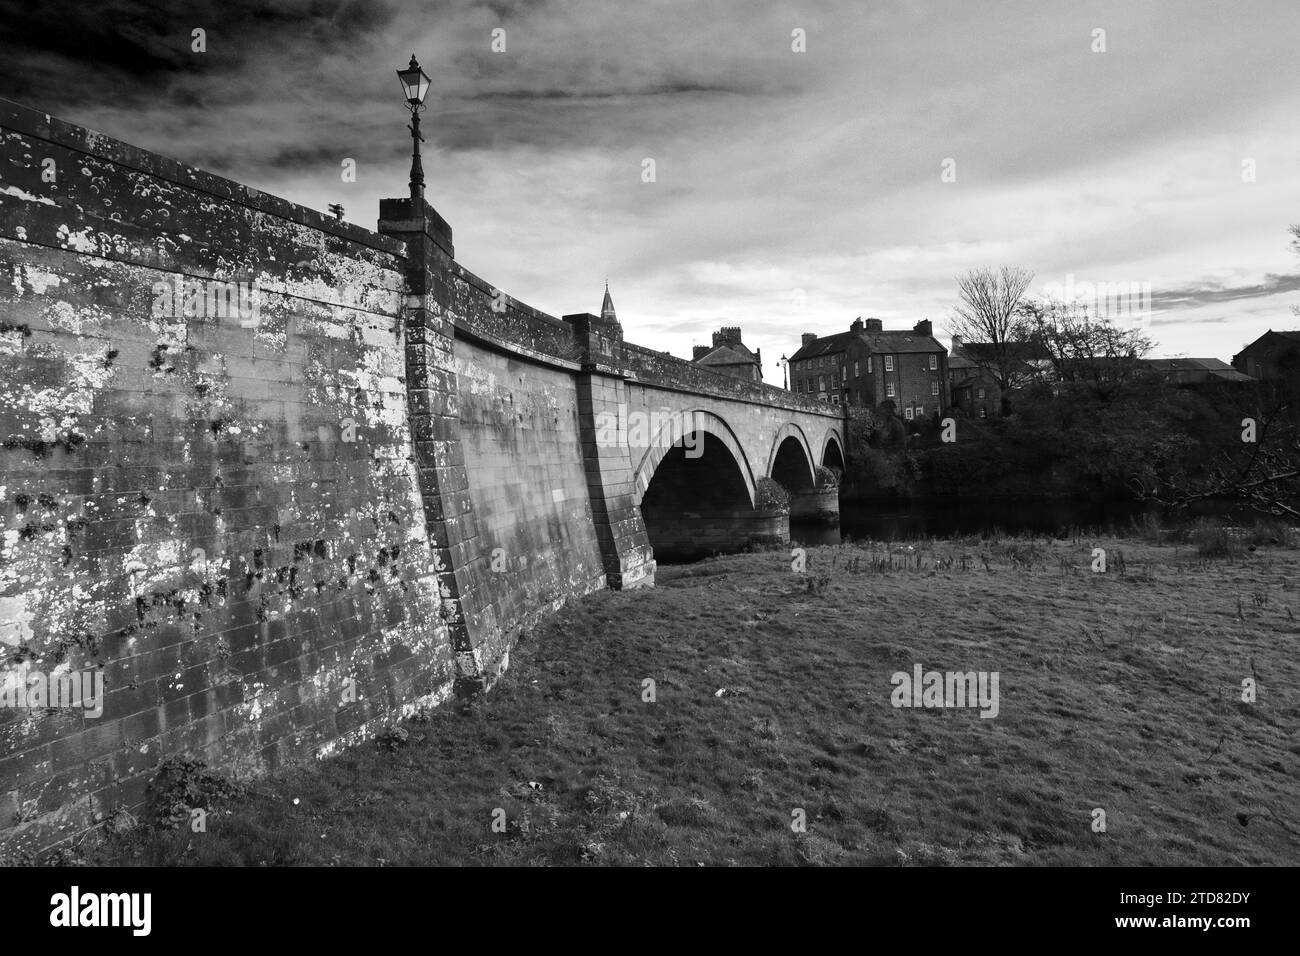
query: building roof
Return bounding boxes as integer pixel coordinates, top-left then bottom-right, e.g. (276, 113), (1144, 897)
(790, 329), (946, 362)
(695, 344), (758, 367)
(1235, 329), (1300, 355)
(1144, 357), (1231, 371)
(947, 350), (979, 370)
(953, 340), (1053, 364)
(1143, 358), (1253, 381)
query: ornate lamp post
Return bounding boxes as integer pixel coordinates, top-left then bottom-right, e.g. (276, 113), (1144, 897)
(396, 55), (432, 202)
(780, 354), (789, 390)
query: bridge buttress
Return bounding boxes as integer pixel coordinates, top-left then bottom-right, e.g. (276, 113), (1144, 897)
(565, 311), (657, 589)
(379, 197), (501, 697)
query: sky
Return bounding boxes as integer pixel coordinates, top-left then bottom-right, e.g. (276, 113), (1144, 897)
(3, 0), (1299, 385)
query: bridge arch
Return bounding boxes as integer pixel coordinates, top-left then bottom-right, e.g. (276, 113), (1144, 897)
(767, 422), (818, 494)
(820, 429), (846, 475)
(632, 408), (756, 508)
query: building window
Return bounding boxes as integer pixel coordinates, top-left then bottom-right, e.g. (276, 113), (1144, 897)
(884, 355), (894, 372)
(795, 379), (802, 394)
(841, 365), (846, 380)
(929, 355), (937, 370)
(818, 374), (825, 392)
(931, 381), (940, 395)
(886, 382), (895, 398)
(867, 356), (873, 374)
(854, 361), (859, 377)
(904, 407), (914, 420)
(830, 375), (838, 388)
(979, 406), (988, 420)
(977, 387), (985, 399)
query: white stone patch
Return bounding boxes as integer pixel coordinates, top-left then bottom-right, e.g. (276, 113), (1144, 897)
(54, 224), (97, 252)
(1, 184), (56, 206)
(0, 595), (32, 646)
(21, 266), (63, 296)
(121, 539), (187, 594)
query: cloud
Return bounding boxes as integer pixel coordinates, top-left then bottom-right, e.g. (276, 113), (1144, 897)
(5, 0), (1300, 379)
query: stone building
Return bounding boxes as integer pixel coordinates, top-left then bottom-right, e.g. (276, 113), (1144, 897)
(1231, 330), (1300, 381)
(948, 334), (1002, 420)
(788, 318), (949, 422)
(1142, 358), (1252, 385)
(691, 326), (764, 382)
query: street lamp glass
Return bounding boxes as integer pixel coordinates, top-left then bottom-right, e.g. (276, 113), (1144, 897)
(397, 55), (431, 105)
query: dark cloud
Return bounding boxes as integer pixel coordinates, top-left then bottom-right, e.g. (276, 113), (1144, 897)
(0, 0), (399, 108)
(467, 82), (758, 101)
(1151, 275), (1300, 310)
(4, 0), (1300, 372)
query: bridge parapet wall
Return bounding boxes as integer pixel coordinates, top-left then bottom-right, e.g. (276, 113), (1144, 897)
(0, 100), (456, 855)
(623, 342), (837, 417)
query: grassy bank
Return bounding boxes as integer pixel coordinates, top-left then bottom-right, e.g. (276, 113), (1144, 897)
(61, 534), (1300, 866)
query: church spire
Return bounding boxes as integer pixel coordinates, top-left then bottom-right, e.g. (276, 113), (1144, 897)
(601, 281), (617, 322)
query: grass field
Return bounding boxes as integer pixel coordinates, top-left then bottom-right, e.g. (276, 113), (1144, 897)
(70, 533), (1300, 866)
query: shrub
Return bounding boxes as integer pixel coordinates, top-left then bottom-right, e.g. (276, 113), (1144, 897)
(1246, 517), (1297, 548)
(1190, 519), (1241, 559)
(814, 465), (839, 489)
(755, 476), (789, 512)
(846, 446), (901, 494)
(147, 756), (243, 829)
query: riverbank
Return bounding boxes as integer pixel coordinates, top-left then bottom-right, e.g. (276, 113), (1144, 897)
(793, 498), (1279, 547)
(45, 534), (1300, 866)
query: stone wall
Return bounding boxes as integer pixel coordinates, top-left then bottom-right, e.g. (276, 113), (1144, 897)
(452, 337), (608, 644)
(0, 99), (456, 853)
(0, 97), (842, 854)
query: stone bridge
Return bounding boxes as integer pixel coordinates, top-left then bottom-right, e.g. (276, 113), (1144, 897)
(619, 346), (845, 562)
(0, 97), (842, 851)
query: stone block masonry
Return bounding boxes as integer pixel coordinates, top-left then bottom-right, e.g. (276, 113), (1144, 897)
(0, 101), (458, 854)
(0, 96), (842, 854)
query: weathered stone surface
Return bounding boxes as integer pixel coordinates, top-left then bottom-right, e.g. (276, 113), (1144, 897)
(0, 96), (845, 854)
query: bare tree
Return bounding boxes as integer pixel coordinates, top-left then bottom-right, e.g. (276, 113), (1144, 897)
(947, 266), (1038, 392)
(1292, 223), (1300, 318)
(1130, 390), (1300, 520)
(1130, 224), (1300, 518)
(1019, 296), (1154, 399)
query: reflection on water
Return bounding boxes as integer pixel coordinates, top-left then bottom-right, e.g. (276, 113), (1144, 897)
(793, 497), (1257, 546)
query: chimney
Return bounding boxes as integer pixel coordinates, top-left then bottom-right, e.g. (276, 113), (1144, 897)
(850, 317), (864, 333)
(950, 334), (962, 350)
(865, 318), (883, 333)
(693, 344), (710, 361)
(801, 333), (817, 346)
(914, 319), (932, 336)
